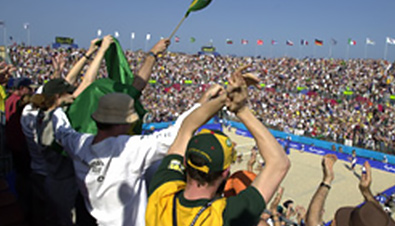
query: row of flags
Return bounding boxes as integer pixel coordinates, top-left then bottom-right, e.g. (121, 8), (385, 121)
(95, 29), (395, 47)
(171, 36), (395, 46)
(0, 21), (30, 30)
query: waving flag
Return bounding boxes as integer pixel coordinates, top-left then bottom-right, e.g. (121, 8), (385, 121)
(348, 39), (356, 46)
(190, 37), (196, 43)
(186, 0), (212, 17)
(366, 38), (375, 45)
(286, 40), (294, 46)
(67, 38), (146, 135)
(331, 38), (337, 45)
(301, 39), (308, 46)
(241, 39), (248, 45)
(387, 37), (395, 45)
(257, 39), (263, 45)
(315, 39), (323, 46)
(271, 40), (278, 45)
(175, 36), (180, 43)
(226, 39), (233, 44)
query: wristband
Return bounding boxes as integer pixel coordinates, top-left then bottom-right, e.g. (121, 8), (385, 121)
(148, 51), (158, 61)
(320, 182), (331, 190)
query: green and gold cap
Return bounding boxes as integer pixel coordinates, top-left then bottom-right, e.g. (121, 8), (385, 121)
(185, 129), (235, 174)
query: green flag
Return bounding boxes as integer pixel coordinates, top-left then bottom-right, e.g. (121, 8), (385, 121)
(190, 37), (196, 43)
(67, 38), (146, 135)
(186, 0), (212, 17)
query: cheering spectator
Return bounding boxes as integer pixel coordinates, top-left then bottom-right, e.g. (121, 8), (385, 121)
(145, 70), (290, 226)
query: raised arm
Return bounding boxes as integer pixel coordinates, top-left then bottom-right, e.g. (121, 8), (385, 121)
(64, 38), (99, 85)
(72, 35), (113, 98)
(167, 85), (226, 156)
(51, 53), (66, 79)
(132, 38), (170, 91)
(269, 187), (284, 226)
(359, 161), (381, 207)
(305, 154), (337, 226)
(228, 69), (290, 204)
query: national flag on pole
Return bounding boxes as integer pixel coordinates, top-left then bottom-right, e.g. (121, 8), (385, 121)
(241, 39), (248, 45)
(301, 39), (308, 46)
(366, 38), (375, 45)
(348, 39), (356, 46)
(315, 39), (323, 46)
(23, 23), (30, 30)
(190, 37), (196, 43)
(175, 36), (180, 43)
(257, 39), (263, 45)
(386, 37), (395, 45)
(271, 40), (278, 45)
(286, 40), (294, 46)
(131, 32), (135, 39)
(146, 33), (151, 41)
(226, 39), (233, 44)
(97, 29), (102, 37)
(0, 21), (5, 26)
(186, 0), (212, 17)
(331, 38), (337, 45)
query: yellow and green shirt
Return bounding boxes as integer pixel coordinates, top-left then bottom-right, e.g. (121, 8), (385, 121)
(0, 85), (6, 112)
(146, 155), (266, 226)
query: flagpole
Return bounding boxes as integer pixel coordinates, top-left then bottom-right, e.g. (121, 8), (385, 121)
(384, 42), (388, 60)
(270, 45), (273, 58)
(313, 45), (316, 58)
(27, 27), (30, 46)
(145, 33), (150, 52)
(285, 45), (288, 57)
(329, 45), (332, 58)
(130, 32), (135, 51)
(346, 45), (350, 59)
(298, 45), (302, 59)
(169, 15), (187, 40)
(3, 26), (6, 46)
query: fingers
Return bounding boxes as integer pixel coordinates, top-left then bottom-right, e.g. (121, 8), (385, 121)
(91, 38), (100, 44)
(235, 64), (251, 74)
(364, 161), (371, 181)
(162, 38), (171, 47)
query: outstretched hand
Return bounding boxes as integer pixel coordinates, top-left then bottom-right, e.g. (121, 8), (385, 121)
(322, 154), (337, 184)
(87, 38), (100, 55)
(234, 65), (260, 88)
(269, 187), (284, 215)
(151, 38), (171, 55)
(359, 161), (371, 193)
(100, 35), (115, 51)
(198, 84), (225, 104)
(226, 68), (248, 113)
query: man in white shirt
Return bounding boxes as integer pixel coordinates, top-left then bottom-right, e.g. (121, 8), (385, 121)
(52, 87), (220, 226)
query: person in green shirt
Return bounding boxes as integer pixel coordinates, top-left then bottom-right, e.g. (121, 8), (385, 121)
(146, 68), (291, 226)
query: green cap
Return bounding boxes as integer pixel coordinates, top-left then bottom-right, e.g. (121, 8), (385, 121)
(185, 129), (235, 173)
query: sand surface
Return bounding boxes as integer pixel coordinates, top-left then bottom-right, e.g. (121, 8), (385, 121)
(225, 128), (395, 221)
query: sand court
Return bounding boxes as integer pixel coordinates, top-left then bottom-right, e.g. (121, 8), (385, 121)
(226, 128), (395, 221)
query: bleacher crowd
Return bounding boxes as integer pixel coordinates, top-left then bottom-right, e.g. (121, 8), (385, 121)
(0, 39), (394, 226)
(5, 44), (395, 154)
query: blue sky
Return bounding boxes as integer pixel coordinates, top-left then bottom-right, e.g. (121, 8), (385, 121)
(1, 0), (395, 60)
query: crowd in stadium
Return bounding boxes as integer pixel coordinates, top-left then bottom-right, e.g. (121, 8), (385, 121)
(1, 38), (394, 226)
(4, 43), (395, 154)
